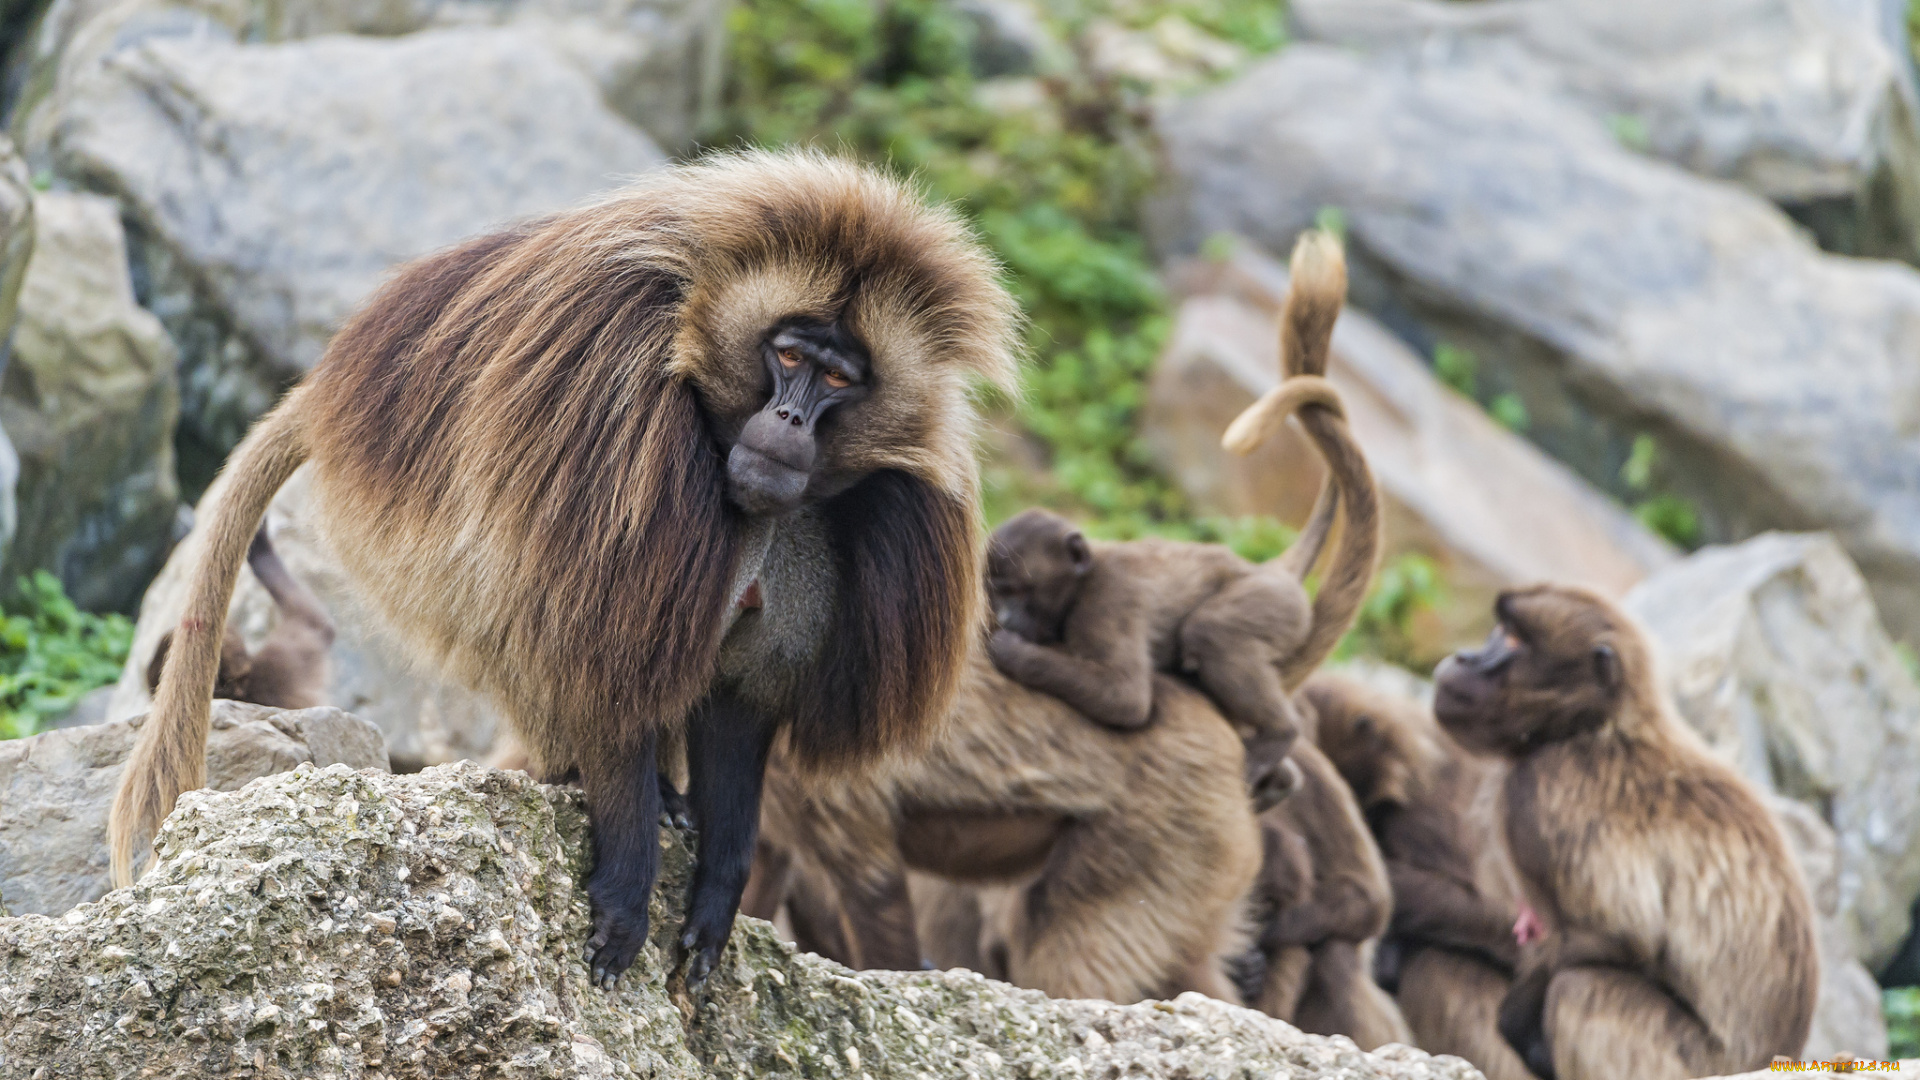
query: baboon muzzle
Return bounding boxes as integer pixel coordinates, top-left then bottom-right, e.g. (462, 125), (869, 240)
(728, 408), (819, 515)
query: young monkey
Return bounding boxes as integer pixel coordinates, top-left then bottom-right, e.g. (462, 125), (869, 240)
(985, 229), (1377, 810)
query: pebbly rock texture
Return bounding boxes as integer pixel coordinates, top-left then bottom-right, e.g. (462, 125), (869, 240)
(0, 699), (387, 919)
(0, 760), (1488, 1080)
(1147, 243), (1675, 657)
(1152, 45), (1920, 646)
(1623, 532), (1920, 970)
(44, 22), (665, 481)
(1290, 0), (1920, 261)
(0, 189), (178, 610)
(106, 465), (507, 772)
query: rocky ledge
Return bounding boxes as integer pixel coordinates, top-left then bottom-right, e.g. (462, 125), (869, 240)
(0, 761), (1483, 1080)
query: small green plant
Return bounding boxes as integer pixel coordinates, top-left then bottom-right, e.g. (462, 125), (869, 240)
(1432, 343), (1478, 397)
(0, 572), (133, 739)
(1606, 113), (1651, 152)
(1897, 642), (1920, 685)
(1335, 553), (1446, 668)
(1620, 433), (1703, 548)
(1313, 205), (1348, 240)
(1489, 392), (1529, 432)
(1886, 986), (1920, 1058)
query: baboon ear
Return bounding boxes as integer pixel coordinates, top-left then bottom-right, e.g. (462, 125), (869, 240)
(1592, 643), (1621, 692)
(1065, 532), (1092, 574)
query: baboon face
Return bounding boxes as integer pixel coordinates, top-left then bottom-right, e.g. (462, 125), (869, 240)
(986, 509), (1091, 644)
(1432, 585), (1629, 756)
(726, 318), (875, 516)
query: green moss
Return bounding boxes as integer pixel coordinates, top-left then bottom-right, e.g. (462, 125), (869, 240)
(0, 571), (132, 738)
(1887, 986), (1920, 1058)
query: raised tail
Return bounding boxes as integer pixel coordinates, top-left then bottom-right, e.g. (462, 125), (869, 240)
(1221, 229), (1381, 690)
(109, 391), (312, 886)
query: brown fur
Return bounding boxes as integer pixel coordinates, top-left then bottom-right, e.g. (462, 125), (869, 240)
(111, 154), (1020, 982)
(1237, 733), (1412, 1050)
(1435, 585), (1819, 1079)
(146, 524), (335, 710)
(756, 652), (1262, 1003)
(1307, 673), (1529, 1080)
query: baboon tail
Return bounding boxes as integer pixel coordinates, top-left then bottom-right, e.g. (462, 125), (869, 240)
(109, 391), (312, 886)
(1220, 230), (1381, 689)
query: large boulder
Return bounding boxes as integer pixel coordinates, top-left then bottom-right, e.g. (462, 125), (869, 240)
(0, 699), (386, 918)
(0, 189), (177, 610)
(1147, 244), (1675, 656)
(106, 464), (507, 773)
(42, 23), (665, 480)
(1152, 45), (1920, 646)
(0, 760), (1487, 1079)
(1289, 0), (1920, 261)
(1768, 795), (1892, 1061)
(1623, 532), (1920, 970)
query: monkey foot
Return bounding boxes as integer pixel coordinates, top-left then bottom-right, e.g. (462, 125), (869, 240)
(678, 913), (733, 988)
(658, 776), (694, 832)
(1513, 902), (1547, 946)
(584, 905), (650, 989)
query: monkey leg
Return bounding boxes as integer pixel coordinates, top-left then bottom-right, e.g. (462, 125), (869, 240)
(1292, 940), (1412, 1050)
(1396, 947), (1532, 1080)
(1256, 944), (1312, 1020)
(581, 729), (663, 988)
(681, 692), (780, 985)
(1179, 581), (1306, 751)
(740, 838), (794, 923)
(1542, 967), (1717, 1080)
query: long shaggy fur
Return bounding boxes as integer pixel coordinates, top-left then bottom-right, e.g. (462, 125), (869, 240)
(111, 150), (1019, 883)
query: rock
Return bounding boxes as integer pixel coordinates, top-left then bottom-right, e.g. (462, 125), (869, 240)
(1152, 45), (1920, 645)
(953, 0), (1068, 78)
(1146, 243), (1676, 656)
(106, 464), (507, 773)
(0, 759), (1485, 1078)
(0, 189), (178, 610)
(1290, 0), (1920, 261)
(0, 137), (31, 570)
(1767, 795), (1892, 1060)
(0, 699), (386, 918)
(41, 684), (110, 730)
(47, 24), (665, 481)
(1623, 532), (1920, 970)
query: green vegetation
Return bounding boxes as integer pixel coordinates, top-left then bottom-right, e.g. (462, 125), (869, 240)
(1887, 987), (1920, 1058)
(1432, 342), (1478, 397)
(0, 572), (132, 738)
(1620, 433), (1702, 548)
(1333, 553), (1446, 668)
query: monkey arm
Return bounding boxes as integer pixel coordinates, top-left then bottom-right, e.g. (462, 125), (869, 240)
(1387, 862), (1520, 968)
(986, 628), (1154, 731)
(1264, 866), (1390, 949)
(247, 525), (336, 643)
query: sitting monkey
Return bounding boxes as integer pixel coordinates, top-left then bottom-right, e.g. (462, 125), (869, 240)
(147, 523), (335, 709)
(1434, 585), (1817, 1080)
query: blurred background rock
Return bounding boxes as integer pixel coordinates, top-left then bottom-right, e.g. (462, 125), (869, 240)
(0, 0), (1917, 1056)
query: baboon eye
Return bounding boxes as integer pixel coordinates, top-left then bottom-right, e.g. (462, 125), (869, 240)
(778, 349), (802, 369)
(824, 370), (852, 388)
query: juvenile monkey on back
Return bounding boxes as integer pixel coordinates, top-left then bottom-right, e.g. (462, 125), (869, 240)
(986, 230), (1375, 804)
(113, 152), (1019, 989)
(1434, 585), (1817, 1080)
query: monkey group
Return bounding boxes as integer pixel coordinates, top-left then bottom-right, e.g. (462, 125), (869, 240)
(120, 151), (1818, 1080)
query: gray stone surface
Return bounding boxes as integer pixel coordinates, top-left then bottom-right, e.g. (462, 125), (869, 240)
(0, 189), (178, 610)
(1148, 244), (1675, 652)
(0, 760), (1486, 1079)
(0, 699), (387, 918)
(46, 24), (664, 470)
(1153, 45), (1920, 645)
(108, 465), (507, 773)
(1290, 0), (1920, 260)
(1624, 532), (1920, 970)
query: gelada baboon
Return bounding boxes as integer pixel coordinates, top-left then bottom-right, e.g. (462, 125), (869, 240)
(1306, 673), (1529, 1080)
(749, 229), (1380, 1003)
(112, 151), (1019, 987)
(146, 524), (335, 710)
(1434, 585), (1818, 1080)
(984, 230), (1369, 807)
